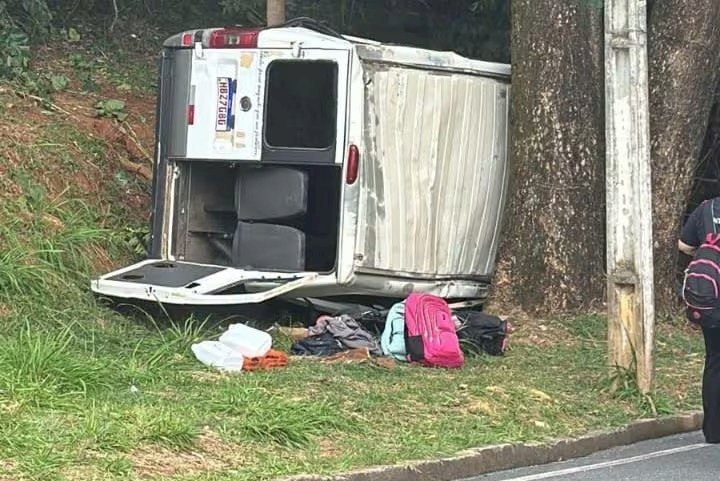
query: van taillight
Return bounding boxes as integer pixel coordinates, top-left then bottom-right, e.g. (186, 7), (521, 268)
(188, 85), (196, 125)
(208, 28), (260, 48)
(182, 33), (193, 46)
(346, 144), (359, 185)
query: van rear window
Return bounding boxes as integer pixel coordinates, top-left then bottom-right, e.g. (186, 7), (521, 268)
(264, 60), (338, 150)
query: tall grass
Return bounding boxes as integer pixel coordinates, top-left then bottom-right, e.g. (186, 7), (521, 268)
(0, 245), (64, 298)
(0, 322), (114, 407)
(0, 196), (110, 303)
(212, 389), (350, 448)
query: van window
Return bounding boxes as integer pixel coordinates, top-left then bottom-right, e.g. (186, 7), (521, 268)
(264, 60), (338, 150)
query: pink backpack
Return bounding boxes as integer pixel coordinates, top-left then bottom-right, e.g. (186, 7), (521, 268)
(404, 293), (464, 368)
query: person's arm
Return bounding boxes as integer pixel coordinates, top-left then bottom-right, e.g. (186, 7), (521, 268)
(679, 203), (705, 256)
(678, 239), (697, 256)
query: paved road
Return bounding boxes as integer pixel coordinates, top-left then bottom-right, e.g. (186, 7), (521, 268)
(463, 431), (720, 481)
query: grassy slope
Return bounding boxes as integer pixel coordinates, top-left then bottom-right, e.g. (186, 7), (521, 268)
(0, 33), (707, 481)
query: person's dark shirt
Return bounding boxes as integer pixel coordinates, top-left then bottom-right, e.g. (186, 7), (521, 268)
(680, 199), (720, 248)
(681, 202), (706, 248)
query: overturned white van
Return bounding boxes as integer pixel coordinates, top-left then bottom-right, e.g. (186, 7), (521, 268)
(91, 19), (512, 307)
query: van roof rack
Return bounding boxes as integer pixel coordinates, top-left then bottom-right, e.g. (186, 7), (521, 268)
(269, 17), (343, 39)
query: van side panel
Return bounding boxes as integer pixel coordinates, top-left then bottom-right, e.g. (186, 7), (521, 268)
(355, 64), (510, 280)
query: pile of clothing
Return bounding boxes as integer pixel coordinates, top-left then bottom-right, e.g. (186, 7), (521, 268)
(291, 314), (382, 356)
(292, 293), (513, 369)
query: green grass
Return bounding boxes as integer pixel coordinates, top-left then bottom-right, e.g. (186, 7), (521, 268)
(0, 292), (705, 481)
(0, 91), (707, 481)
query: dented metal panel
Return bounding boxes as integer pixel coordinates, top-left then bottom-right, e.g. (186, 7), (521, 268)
(354, 43), (511, 79)
(355, 65), (510, 279)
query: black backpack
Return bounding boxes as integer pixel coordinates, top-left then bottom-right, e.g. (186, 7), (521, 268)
(682, 198), (720, 327)
(455, 311), (511, 356)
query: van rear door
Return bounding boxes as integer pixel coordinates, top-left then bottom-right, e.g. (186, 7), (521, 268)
(184, 44), (350, 164)
(91, 259), (318, 305)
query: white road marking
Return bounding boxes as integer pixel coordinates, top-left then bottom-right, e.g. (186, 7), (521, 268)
(495, 443), (710, 481)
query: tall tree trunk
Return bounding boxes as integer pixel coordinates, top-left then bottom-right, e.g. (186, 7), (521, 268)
(267, 0), (286, 26)
(690, 81), (720, 211)
(648, 0), (720, 316)
(704, 83), (720, 158)
(489, 0), (606, 313)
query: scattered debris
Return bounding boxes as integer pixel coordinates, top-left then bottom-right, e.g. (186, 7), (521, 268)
(321, 348), (398, 369)
(275, 326), (309, 341)
(243, 350), (289, 371)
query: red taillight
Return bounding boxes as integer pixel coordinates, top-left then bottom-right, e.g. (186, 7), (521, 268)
(208, 28), (260, 49)
(187, 105), (195, 125)
(182, 33), (193, 46)
(346, 144), (359, 185)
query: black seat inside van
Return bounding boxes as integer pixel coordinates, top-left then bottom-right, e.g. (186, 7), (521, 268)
(235, 167), (308, 220)
(181, 162), (340, 272)
(232, 167), (308, 270)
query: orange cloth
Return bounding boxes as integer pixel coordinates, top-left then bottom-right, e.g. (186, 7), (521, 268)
(242, 349), (289, 371)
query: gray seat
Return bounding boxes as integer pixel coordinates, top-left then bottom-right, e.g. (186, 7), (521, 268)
(235, 167), (308, 220)
(228, 167), (309, 270)
(231, 221), (305, 271)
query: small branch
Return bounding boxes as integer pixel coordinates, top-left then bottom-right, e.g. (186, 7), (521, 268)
(119, 121), (153, 163)
(10, 88), (73, 116)
(119, 157), (152, 180)
(110, 0), (119, 32)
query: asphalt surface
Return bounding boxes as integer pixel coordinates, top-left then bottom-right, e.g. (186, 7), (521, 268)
(463, 431), (720, 481)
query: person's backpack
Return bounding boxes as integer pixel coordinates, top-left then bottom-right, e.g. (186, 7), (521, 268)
(404, 293), (464, 368)
(683, 198), (720, 327)
(455, 311), (511, 356)
(381, 301), (407, 361)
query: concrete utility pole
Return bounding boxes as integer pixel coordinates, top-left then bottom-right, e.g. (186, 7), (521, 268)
(267, 0), (286, 26)
(604, 0), (655, 393)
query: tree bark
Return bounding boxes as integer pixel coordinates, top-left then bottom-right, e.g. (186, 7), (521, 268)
(701, 82), (720, 171)
(648, 0), (720, 316)
(690, 81), (720, 211)
(489, 0), (606, 314)
(267, 0), (286, 26)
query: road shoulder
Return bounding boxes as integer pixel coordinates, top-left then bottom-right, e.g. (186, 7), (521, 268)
(284, 411), (703, 481)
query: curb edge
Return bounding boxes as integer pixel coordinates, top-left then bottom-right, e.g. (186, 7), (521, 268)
(284, 411), (703, 481)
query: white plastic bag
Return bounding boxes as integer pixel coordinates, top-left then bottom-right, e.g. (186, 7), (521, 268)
(191, 341), (244, 372)
(219, 323), (272, 358)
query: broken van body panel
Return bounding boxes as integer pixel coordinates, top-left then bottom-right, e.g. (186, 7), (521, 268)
(354, 59), (510, 281)
(91, 22), (511, 306)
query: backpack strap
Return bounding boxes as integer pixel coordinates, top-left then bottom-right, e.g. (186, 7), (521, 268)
(703, 198), (720, 241)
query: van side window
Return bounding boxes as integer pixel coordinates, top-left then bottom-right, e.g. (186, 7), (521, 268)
(264, 60), (338, 150)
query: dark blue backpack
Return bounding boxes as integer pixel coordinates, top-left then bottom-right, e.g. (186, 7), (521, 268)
(683, 198), (720, 327)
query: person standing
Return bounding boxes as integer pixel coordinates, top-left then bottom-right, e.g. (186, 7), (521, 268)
(679, 198), (720, 444)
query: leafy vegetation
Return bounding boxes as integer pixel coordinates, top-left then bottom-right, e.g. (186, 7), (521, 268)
(0, 28), (29, 78)
(1, 0), (511, 64)
(95, 99), (128, 121)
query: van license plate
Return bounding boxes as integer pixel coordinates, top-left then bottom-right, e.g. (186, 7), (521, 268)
(216, 77), (234, 132)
